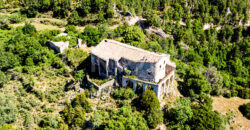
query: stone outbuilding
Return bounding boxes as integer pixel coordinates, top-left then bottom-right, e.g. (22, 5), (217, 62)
(90, 39), (176, 100)
(49, 41), (69, 53)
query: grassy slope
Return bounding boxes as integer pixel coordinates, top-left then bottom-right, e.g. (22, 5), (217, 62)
(1, 67), (74, 129)
(212, 96), (250, 129)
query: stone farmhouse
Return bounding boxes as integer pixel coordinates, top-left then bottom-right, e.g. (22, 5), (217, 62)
(90, 39), (176, 100)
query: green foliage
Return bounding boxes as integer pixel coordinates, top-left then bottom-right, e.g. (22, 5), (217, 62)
(112, 88), (136, 100)
(166, 98), (193, 125)
(205, 67), (223, 95)
(239, 102), (250, 119)
(22, 23), (37, 34)
(0, 124), (15, 130)
(81, 26), (100, 46)
(67, 11), (81, 25)
(91, 107), (149, 130)
(39, 114), (59, 128)
(143, 10), (161, 27)
(0, 71), (7, 87)
(0, 93), (18, 126)
(125, 69), (131, 75)
(181, 69), (211, 97)
(145, 109), (163, 128)
(72, 93), (92, 113)
(65, 25), (77, 33)
(140, 90), (160, 111)
(139, 90), (163, 128)
(62, 102), (86, 128)
(74, 70), (85, 82)
(122, 26), (145, 44)
(190, 106), (223, 130)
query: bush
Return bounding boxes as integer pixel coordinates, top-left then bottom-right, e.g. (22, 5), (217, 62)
(81, 26), (100, 46)
(0, 93), (18, 126)
(72, 93), (92, 113)
(239, 103), (250, 119)
(22, 23), (37, 34)
(65, 25), (77, 33)
(74, 70), (85, 82)
(112, 88), (136, 100)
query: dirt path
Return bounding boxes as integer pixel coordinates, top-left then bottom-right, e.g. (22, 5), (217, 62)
(212, 96), (250, 130)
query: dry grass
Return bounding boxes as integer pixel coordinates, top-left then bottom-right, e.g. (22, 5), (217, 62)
(10, 22), (65, 31)
(1, 67), (74, 129)
(212, 96), (250, 130)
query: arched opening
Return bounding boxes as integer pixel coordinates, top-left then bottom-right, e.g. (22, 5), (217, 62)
(166, 79), (169, 88)
(126, 80), (133, 88)
(136, 83), (143, 94)
(170, 76), (174, 87)
(146, 85), (154, 91)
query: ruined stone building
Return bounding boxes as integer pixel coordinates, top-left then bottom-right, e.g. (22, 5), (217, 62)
(49, 41), (69, 53)
(90, 39), (176, 100)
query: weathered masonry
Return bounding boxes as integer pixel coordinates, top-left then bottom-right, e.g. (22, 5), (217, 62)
(90, 39), (176, 100)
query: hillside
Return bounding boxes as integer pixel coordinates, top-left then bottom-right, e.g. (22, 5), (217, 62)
(0, 0), (249, 129)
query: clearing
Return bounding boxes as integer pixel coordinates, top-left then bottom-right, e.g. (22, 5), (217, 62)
(212, 96), (250, 130)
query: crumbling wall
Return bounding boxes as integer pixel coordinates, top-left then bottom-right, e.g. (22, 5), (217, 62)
(118, 58), (156, 82)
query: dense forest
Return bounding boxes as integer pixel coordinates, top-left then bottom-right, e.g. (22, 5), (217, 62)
(0, 0), (249, 129)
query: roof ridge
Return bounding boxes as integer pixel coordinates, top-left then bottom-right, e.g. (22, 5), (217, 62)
(104, 39), (169, 57)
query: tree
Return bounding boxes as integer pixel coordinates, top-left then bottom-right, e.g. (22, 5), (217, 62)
(22, 23), (37, 34)
(72, 107), (86, 127)
(81, 26), (100, 46)
(91, 108), (149, 130)
(205, 67), (223, 95)
(67, 11), (80, 25)
(181, 69), (212, 97)
(190, 106), (223, 130)
(62, 102), (86, 128)
(143, 10), (161, 27)
(140, 90), (163, 128)
(140, 90), (160, 111)
(122, 26), (145, 44)
(80, 0), (91, 17)
(148, 41), (163, 52)
(167, 98), (193, 125)
(145, 109), (163, 128)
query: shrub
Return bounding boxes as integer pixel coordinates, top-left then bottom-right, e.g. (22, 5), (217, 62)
(112, 88), (136, 100)
(81, 26), (100, 46)
(65, 25), (77, 33)
(0, 93), (18, 125)
(74, 70), (85, 82)
(22, 23), (37, 34)
(72, 93), (92, 113)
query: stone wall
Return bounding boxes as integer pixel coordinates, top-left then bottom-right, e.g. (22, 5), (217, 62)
(86, 75), (115, 97)
(122, 69), (175, 100)
(118, 57), (156, 82)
